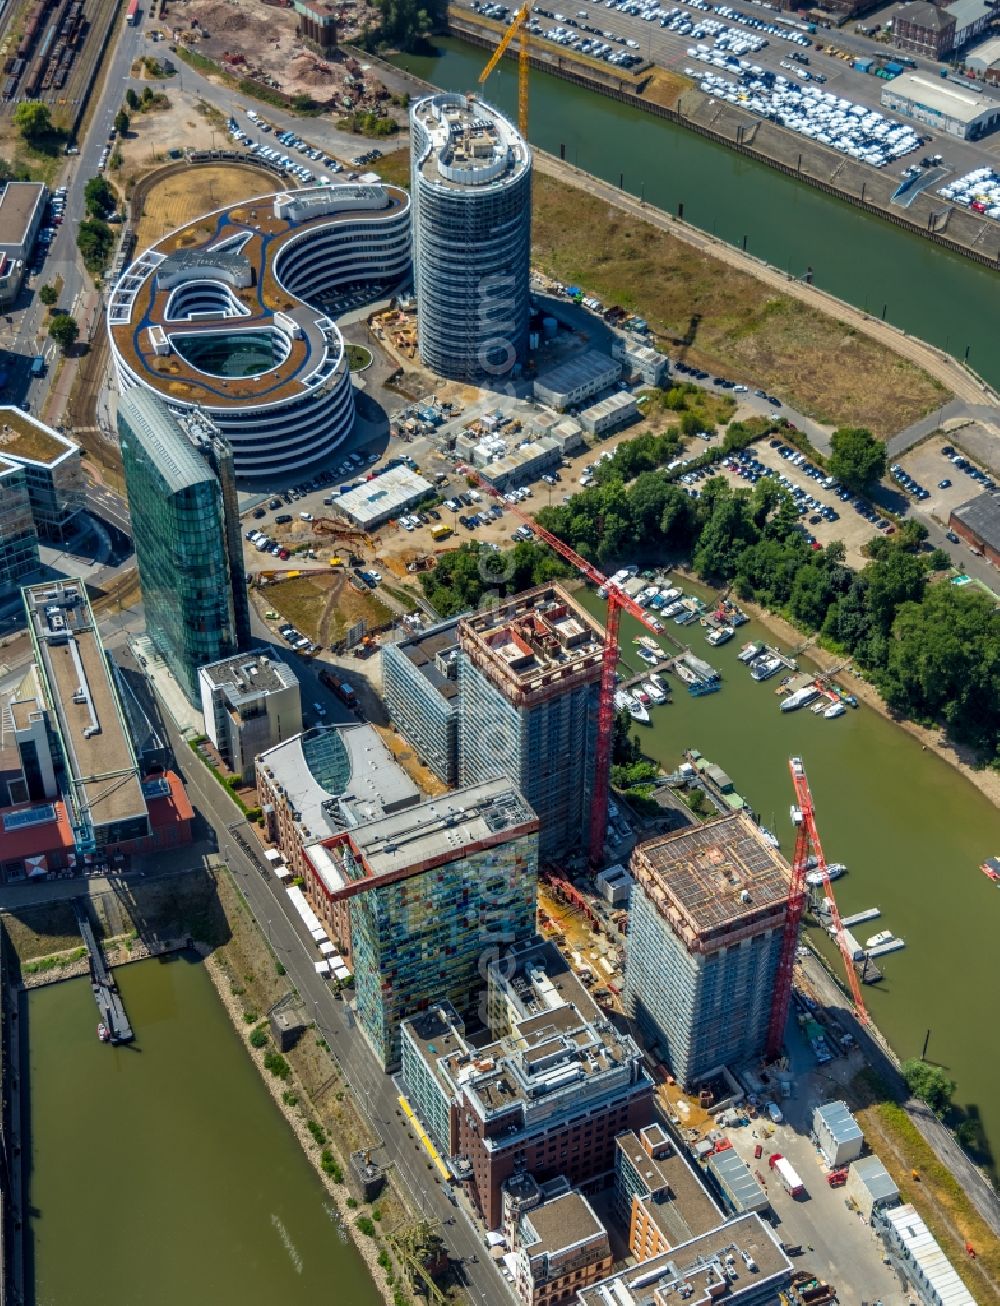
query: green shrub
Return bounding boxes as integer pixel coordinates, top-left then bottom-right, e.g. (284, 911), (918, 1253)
(249, 1024), (269, 1048)
(346, 1197), (358, 1209)
(307, 1119), (326, 1145)
(264, 1051), (291, 1080)
(356, 1215), (377, 1236)
(282, 1090), (300, 1108)
(321, 1149), (343, 1181)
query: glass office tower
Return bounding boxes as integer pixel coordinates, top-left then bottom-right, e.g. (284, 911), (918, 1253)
(117, 390), (250, 702)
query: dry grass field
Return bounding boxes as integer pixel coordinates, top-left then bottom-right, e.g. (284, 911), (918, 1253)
(133, 162), (279, 249)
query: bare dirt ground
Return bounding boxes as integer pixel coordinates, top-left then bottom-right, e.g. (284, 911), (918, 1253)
(258, 570), (392, 646)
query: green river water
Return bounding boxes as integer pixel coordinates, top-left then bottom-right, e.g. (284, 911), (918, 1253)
(573, 584), (1000, 1172)
(392, 38), (1000, 390)
(26, 955), (382, 1306)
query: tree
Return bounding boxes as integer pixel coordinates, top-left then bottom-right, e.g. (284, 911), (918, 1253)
(77, 218), (114, 274)
(83, 174), (115, 218)
(48, 312), (78, 352)
(125, 87), (140, 111)
(114, 108), (130, 137)
(828, 426), (887, 493)
(38, 283), (58, 307)
(901, 1058), (955, 1116)
(13, 101), (52, 145)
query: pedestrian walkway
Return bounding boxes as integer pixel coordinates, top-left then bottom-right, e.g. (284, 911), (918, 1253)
(885, 398), (969, 458)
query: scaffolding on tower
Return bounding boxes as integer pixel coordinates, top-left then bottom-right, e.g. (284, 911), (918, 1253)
(456, 464), (661, 864)
(766, 755), (868, 1060)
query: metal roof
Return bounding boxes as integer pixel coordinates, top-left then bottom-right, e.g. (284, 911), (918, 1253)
(897, 2), (954, 30)
(884, 72), (997, 124)
(944, 0), (992, 30)
(814, 1099), (864, 1145)
(851, 1155), (899, 1204)
(952, 490), (1000, 551)
(882, 1204), (976, 1306)
(707, 1147), (768, 1212)
(117, 389), (215, 495)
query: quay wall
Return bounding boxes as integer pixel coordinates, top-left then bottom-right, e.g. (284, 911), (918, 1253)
(445, 11), (1000, 271)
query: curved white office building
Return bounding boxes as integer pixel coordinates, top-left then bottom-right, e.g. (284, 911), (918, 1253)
(108, 183), (411, 482)
(411, 94), (532, 384)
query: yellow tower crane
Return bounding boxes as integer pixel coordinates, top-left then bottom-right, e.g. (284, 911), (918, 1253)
(478, 2), (530, 140)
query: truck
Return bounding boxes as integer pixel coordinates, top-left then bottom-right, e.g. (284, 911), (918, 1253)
(430, 523), (453, 541)
(30, 354), (46, 378)
(769, 1154), (806, 1198)
(125, 0), (139, 24)
(319, 668), (357, 708)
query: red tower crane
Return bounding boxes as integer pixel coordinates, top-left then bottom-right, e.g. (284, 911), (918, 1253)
(456, 465), (663, 864)
(766, 755), (868, 1059)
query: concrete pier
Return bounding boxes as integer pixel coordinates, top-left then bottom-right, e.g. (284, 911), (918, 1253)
(73, 902), (133, 1044)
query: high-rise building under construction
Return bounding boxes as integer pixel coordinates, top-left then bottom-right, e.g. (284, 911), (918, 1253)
(456, 585), (605, 863)
(624, 813), (791, 1087)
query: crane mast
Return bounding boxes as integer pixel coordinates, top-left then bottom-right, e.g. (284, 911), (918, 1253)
(478, 3), (530, 140)
(766, 755), (868, 1059)
(456, 465), (661, 864)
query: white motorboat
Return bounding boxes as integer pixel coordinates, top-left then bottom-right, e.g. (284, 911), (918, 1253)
(643, 679), (667, 705)
(706, 624), (735, 647)
(866, 930), (893, 949)
(824, 701), (846, 719)
(628, 695), (650, 724)
(780, 685), (819, 712)
(805, 861), (847, 888)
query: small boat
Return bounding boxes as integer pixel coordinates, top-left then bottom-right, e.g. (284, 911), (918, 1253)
(981, 857), (1000, 883)
(661, 586), (682, 603)
(649, 673), (668, 696)
(614, 690), (632, 712)
(866, 930), (893, 949)
(673, 660), (699, 686)
(780, 685), (820, 713)
(637, 646), (660, 666)
(643, 679), (667, 705)
(790, 805), (803, 826)
(738, 640), (764, 663)
(660, 601), (686, 619)
(706, 625), (735, 647)
(806, 861), (846, 888)
(628, 696), (650, 724)
(750, 654), (783, 682)
(636, 690), (651, 705)
(725, 603), (749, 627)
(758, 826), (780, 849)
(824, 701), (846, 719)
(98, 1022), (110, 1043)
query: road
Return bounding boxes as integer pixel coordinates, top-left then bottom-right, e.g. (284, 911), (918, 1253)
(142, 682), (512, 1306)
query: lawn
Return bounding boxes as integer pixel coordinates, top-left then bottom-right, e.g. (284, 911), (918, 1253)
(531, 172), (949, 438)
(133, 162), (280, 249)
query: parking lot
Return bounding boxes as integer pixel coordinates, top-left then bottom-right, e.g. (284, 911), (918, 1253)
(704, 438), (887, 565)
(895, 436), (998, 540)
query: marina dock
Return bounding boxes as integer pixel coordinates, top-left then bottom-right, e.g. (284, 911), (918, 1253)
(73, 901), (133, 1044)
(841, 908), (881, 928)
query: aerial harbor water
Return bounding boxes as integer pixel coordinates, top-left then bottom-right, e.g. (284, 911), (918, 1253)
(26, 956), (382, 1306)
(392, 38), (1000, 390)
(576, 584), (1000, 1174)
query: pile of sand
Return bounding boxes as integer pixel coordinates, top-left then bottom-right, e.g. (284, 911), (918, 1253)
(289, 51), (333, 86)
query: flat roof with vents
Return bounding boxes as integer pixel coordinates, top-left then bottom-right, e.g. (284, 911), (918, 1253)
(459, 583), (605, 707)
(630, 812), (791, 952)
(305, 777), (537, 900)
(23, 581), (146, 833)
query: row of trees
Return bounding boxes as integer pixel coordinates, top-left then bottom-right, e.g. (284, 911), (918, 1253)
(533, 467), (998, 761)
(420, 538), (569, 617)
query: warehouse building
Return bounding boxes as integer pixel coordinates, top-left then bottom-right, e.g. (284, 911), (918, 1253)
(706, 1146), (769, 1216)
(966, 33), (1000, 78)
(881, 72), (1000, 140)
(812, 1100), (864, 1168)
(578, 390), (639, 437)
(949, 490), (1000, 565)
(335, 466), (433, 530)
(199, 650), (301, 783)
(945, 0), (994, 50)
(533, 350), (621, 411)
(625, 813), (792, 1087)
(381, 617), (460, 785)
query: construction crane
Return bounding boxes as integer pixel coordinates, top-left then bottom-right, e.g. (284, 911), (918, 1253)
(765, 755), (868, 1059)
(457, 464), (662, 864)
(478, 2), (530, 140)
